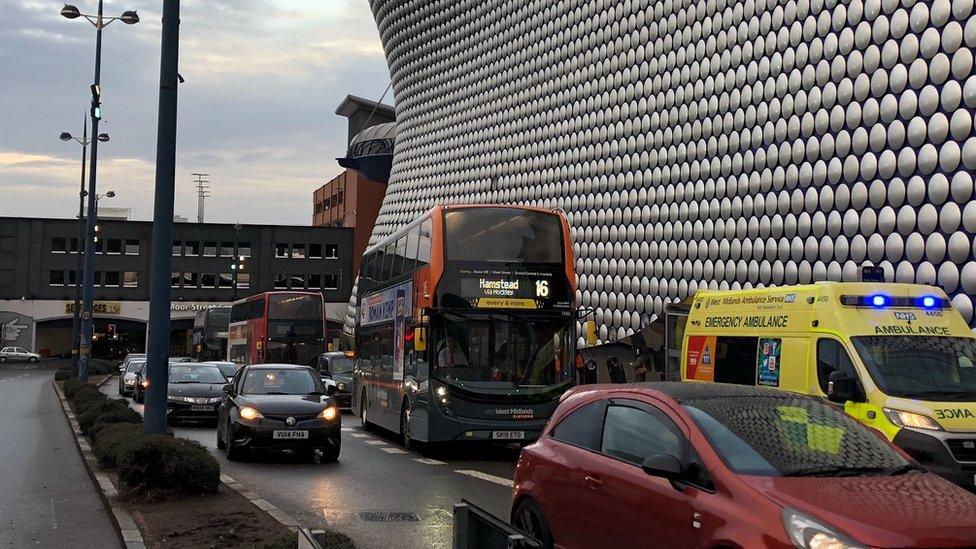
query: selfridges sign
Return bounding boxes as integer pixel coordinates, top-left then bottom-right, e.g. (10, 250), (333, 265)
(353, 0), (976, 344)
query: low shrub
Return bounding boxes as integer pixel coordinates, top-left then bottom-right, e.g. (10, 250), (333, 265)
(87, 360), (115, 376)
(54, 367), (73, 381)
(117, 435), (220, 498)
(63, 378), (90, 399)
(89, 406), (142, 434)
(92, 423), (145, 469)
(71, 389), (108, 414)
(78, 399), (133, 434)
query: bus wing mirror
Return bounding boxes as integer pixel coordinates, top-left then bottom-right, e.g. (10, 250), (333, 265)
(584, 320), (597, 346)
(827, 371), (859, 403)
(414, 327), (427, 351)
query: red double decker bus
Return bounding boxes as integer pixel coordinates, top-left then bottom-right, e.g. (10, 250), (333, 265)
(228, 291), (326, 367)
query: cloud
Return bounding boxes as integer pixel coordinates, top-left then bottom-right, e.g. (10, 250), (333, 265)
(0, 0), (392, 225)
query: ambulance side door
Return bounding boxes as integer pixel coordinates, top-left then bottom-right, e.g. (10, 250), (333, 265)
(814, 338), (877, 425)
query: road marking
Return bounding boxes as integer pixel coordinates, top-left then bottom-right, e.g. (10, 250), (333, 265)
(455, 470), (514, 487)
(350, 433), (370, 439)
(341, 427), (354, 432)
(414, 458), (446, 465)
(365, 440), (386, 445)
(50, 498), (57, 530)
(0, 373), (29, 383)
(381, 447), (407, 454)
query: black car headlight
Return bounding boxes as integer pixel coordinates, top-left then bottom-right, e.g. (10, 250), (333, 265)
(318, 404), (339, 422)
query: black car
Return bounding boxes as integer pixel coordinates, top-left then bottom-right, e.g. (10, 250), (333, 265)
(217, 364), (341, 462)
(202, 361), (239, 383)
(166, 363), (226, 422)
(133, 359), (198, 403)
(316, 352), (355, 410)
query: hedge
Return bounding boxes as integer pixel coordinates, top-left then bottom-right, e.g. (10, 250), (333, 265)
(71, 389), (109, 414)
(63, 379), (90, 399)
(117, 435), (220, 498)
(92, 423), (145, 469)
(78, 399), (135, 434)
(54, 368), (73, 381)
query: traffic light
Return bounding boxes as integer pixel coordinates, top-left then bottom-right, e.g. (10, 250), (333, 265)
(90, 85), (102, 120)
(92, 106), (103, 120)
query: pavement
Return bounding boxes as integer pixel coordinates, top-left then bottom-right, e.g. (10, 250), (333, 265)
(102, 380), (519, 549)
(0, 360), (120, 549)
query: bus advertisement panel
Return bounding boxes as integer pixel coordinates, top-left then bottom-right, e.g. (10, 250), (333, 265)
(228, 292), (325, 367)
(353, 205), (578, 448)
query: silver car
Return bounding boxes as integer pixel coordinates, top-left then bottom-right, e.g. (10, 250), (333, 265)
(0, 347), (41, 363)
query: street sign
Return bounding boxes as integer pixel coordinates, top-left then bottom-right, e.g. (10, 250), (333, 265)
(81, 311), (92, 321)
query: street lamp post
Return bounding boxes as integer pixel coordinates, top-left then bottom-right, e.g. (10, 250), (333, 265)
(60, 123), (109, 377)
(232, 223), (243, 300)
(61, 2), (139, 381)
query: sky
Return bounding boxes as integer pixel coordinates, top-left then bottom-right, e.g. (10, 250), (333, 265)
(0, 0), (391, 225)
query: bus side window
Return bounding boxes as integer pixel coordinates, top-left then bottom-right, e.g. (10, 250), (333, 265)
(404, 226), (420, 274)
(417, 218), (432, 268)
(816, 339), (856, 395)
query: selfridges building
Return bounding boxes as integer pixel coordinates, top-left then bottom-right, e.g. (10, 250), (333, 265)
(354, 0), (976, 345)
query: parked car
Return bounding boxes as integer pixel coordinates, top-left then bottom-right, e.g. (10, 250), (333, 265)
(316, 351), (355, 409)
(0, 346), (40, 363)
(118, 358), (147, 396)
(117, 353), (146, 373)
(201, 361), (239, 383)
(217, 364), (341, 463)
(166, 363), (226, 423)
(512, 382), (976, 549)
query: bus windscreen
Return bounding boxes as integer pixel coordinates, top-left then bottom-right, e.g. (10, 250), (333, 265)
(269, 294), (322, 320)
(444, 208), (563, 263)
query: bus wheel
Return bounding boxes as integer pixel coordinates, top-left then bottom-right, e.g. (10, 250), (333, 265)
(400, 404), (413, 451)
(360, 392), (372, 432)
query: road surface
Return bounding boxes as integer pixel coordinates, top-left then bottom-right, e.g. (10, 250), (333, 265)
(102, 381), (518, 549)
(0, 362), (120, 548)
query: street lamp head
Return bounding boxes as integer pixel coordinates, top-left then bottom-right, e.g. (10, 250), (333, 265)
(97, 133), (110, 142)
(60, 4), (81, 19)
(60, 132), (73, 142)
(105, 191), (116, 198)
(119, 10), (139, 24)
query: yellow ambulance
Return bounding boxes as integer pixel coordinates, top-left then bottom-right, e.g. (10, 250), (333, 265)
(673, 281), (976, 490)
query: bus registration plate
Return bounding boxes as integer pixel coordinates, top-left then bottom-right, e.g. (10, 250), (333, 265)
(492, 431), (524, 440)
(273, 430), (309, 440)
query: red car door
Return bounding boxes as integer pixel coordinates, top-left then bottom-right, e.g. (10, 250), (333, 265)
(586, 399), (699, 548)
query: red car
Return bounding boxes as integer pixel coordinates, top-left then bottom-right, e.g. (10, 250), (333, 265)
(511, 382), (976, 549)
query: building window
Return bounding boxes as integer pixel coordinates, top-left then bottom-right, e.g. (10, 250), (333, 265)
(220, 242), (234, 257)
(92, 239), (104, 254)
(68, 270), (78, 285)
(309, 244), (322, 259)
(275, 243), (289, 258)
(185, 241), (200, 256)
(49, 270), (66, 286)
(70, 238), (80, 253)
(172, 240), (182, 256)
(94, 271), (103, 287)
(183, 272), (199, 288)
(292, 244), (306, 259)
(123, 271), (138, 288)
(201, 273), (217, 288)
(203, 242), (217, 257)
(325, 244), (338, 259)
(308, 274), (322, 288)
(125, 239), (140, 255)
(171, 272), (181, 287)
(236, 273), (250, 289)
(238, 242), (251, 257)
(219, 273), (233, 288)
(104, 271), (121, 287)
(273, 274), (287, 289)
(290, 275), (306, 289)
(323, 274), (339, 290)
(106, 239), (122, 255)
(51, 237), (67, 253)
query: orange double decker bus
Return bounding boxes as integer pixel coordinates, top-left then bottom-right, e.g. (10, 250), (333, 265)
(228, 291), (326, 367)
(353, 205), (578, 448)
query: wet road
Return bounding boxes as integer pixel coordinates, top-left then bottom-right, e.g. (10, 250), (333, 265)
(0, 362), (119, 549)
(103, 380), (518, 549)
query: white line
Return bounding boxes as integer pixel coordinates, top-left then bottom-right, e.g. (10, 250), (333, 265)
(50, 498), (57, 530)
(341, 427), (354, 432)
(414, 458), (447, 465)
(365, 440), (386, 445)
(455, 470), (514, 487)
(350, 433), (370, 439)
(0, 373), (29, 383)
(381, 447), (407, 454)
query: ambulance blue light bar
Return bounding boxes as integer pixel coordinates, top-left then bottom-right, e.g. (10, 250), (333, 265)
(840, 295), (950, 309)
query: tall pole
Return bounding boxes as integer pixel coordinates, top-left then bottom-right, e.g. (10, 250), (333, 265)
(71, 115), (89, 377)
(145, 0), (181, 435)
(233, 223), (241, 301)
(78, 0), (105, 382)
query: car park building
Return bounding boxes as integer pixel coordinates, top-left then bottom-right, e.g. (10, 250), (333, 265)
(0, 216), (354, 358)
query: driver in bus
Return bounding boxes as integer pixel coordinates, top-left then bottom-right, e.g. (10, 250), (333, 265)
(438, 335), (469, 369)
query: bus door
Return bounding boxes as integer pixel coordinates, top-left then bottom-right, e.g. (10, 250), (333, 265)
(665, 304), (689, 381)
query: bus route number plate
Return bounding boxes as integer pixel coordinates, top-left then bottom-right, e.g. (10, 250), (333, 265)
(492, 431), (524, 440)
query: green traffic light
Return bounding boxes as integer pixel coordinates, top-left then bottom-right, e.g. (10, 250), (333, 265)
(92, 106), (102, 120)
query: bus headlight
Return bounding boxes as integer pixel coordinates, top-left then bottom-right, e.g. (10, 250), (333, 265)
(239, 406), (263, 421)
(883, 409), (943, 431)
(319, 404), (339, 422)
(435, 385), (450, 404)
